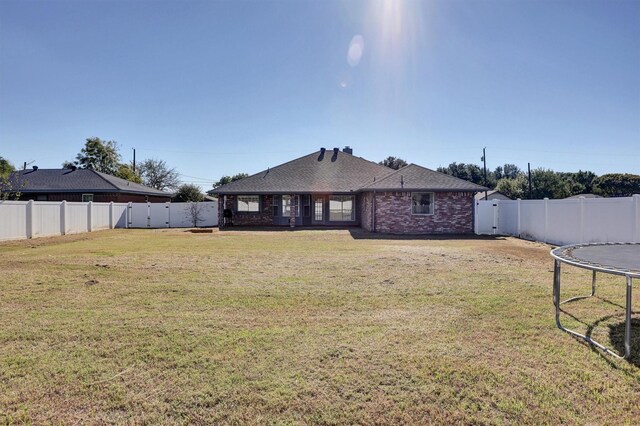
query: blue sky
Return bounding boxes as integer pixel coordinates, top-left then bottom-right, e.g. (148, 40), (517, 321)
(1, 0), (638, 190)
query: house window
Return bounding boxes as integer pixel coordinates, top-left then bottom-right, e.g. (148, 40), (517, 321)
(412, 192), (434, 215)
(314, 198), (323, 221)
(237, 195), (260, 212)
(282, 195), (300, 216)
(36, 195), (48, 201)
(82, 194), (94, 202)
(329, 195), (355, 221)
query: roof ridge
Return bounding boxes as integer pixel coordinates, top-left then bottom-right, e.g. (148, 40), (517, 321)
(356, 164), (412, 189)
(215, 149), (391, 192)
(91, 170), (120, 191)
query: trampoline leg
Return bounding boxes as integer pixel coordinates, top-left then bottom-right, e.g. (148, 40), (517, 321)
(625, 276), (633, 359)
(554, 262), (630, 360)
(591, 270), (596, 297)
(554, 260), (561, 327)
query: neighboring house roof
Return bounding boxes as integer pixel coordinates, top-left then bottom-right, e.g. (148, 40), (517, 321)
(212, 149), (488, 194)
(4, 168), (172, 197)
(565, 193), (602, 199)
(361, 164), (488, 192)
(474, 190), (512, 200)
(212, 149), (393, 194)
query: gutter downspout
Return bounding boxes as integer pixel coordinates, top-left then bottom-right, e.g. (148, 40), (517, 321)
(372, 190), (376, 233)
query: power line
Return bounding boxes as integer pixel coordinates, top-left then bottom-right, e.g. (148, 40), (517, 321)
(131, 147), (300, 156)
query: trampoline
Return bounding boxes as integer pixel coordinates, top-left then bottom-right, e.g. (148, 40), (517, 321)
(551, 243), (640, 359)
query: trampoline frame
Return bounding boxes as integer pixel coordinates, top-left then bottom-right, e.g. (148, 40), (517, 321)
(551, 242), (639, 360)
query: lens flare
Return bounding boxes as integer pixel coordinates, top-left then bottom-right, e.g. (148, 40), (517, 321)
(347, 35), (365, 67)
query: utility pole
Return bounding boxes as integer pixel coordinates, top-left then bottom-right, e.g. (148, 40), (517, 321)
(132, 148), (136, 172)
(481, 147), (488, 200)
(528, 162), (532, 199)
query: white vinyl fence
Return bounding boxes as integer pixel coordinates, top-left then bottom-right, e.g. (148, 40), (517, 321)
(127, 202), (218, 228)
(475, 195), (640, 246)
(0, 201), (218, 242)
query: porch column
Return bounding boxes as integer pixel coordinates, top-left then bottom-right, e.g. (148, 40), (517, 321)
(219, 196), (226, 227)
(289, 194), (296, 228)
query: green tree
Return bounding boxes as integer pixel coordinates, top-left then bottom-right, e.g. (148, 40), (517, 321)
(503, 164), (521, 180)
(437, 162), (469, 180)
(115, 164), (142, 184)
(593, 173), (640, 197)
(210, 173), (249, 191)
(529, 168), (571, 199)
(437, 162), (488, 187)
(494, 164), (521, 180)
(139, 158), (180, 191)
(0, 156), (15, 178)
(68, 137), (121, 174)
(173, 184), (205, 202)
(570, 170), (598, 194)
(379, 156), (408, 170)
(495, 175), (528, 199)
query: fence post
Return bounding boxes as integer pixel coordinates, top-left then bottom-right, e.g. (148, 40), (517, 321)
(634, 194), (640, 243)
(26, 200), (34, 239)
(109, 202), (114, 229)
(579, 196), (585, 244)
(127, 202), (132, 228)
(147, 202), (151, 228)
(543, 198), (549, 244)
(493, 199), (499, 235)
(60, 200), (67, 235)
(516, 199), (521, 237)
(166, 202), (171, 228)
(87, 201), (93, 232)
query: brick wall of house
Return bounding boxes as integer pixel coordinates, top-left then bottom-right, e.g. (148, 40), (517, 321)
(373, 191), (474, 234)
(359, 192), (373, 231)
(218, 195), (274, 226)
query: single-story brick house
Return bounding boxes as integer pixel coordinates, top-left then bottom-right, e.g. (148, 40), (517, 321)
(3, 167), (172, 202)
(212, 147), (487, 234)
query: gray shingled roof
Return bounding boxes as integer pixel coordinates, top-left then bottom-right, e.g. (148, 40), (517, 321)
(5, 168), (172, 197)
(360, 164), (488, 192)
(212, 149), (394, 194)
(212, 150), (488, 194)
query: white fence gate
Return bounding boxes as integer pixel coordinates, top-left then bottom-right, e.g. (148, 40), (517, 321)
(0, 201), (218, 241)
(126, 202), (218, 228)
(475, 195), (640, 246)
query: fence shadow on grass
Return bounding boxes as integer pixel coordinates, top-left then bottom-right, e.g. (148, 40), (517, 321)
(347, 228), (508, 241)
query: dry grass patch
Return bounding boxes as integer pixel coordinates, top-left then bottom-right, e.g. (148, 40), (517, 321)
(0, 229), (639, 424)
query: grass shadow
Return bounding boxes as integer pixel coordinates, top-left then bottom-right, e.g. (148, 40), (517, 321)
(608, 318), (640, 367)
(347, 229), (507, 241)
(561, 306), (640, 368)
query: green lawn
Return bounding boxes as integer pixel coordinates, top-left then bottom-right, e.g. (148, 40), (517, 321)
(1, 229), (639, 424)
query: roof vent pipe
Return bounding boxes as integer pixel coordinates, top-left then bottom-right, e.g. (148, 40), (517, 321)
(318, 148), (326, 161)
(332, 147), (339, 161)
(343, 146), (353, 155)
(400, 175), (404, 188)
(32, 166), (38, 171)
